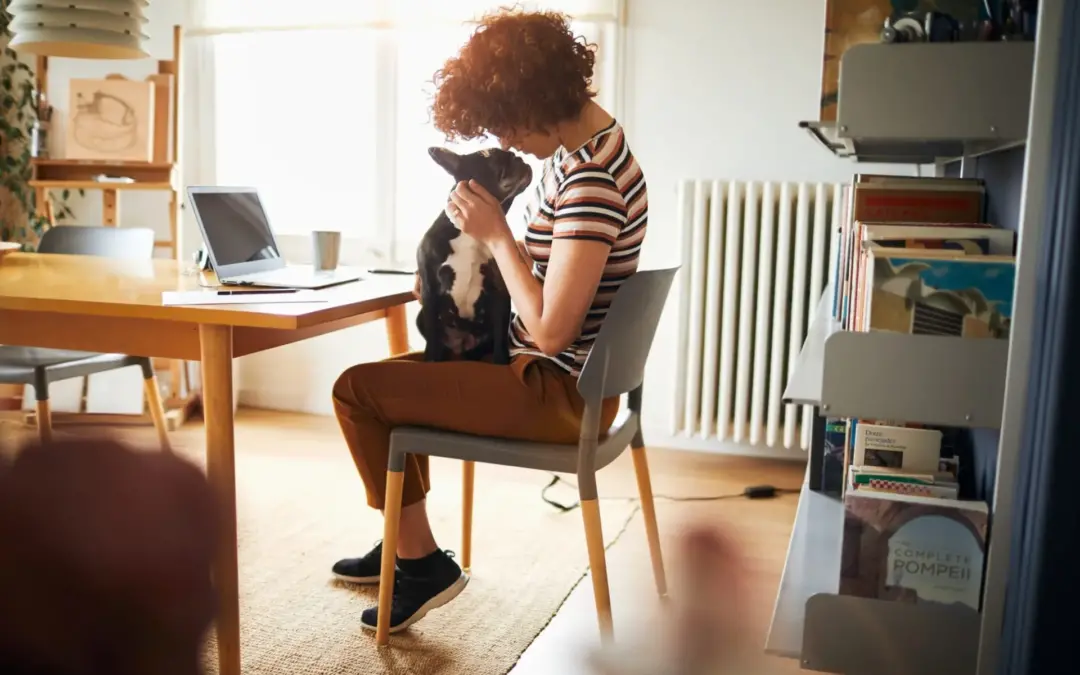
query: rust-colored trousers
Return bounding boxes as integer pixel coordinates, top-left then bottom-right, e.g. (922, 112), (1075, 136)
(332, 352), (619, 509)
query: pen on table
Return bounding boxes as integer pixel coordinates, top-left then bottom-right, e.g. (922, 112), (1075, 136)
(216, 289), (299, 295)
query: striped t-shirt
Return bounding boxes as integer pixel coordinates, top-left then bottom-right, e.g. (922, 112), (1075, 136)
(509, 120), (648, 376)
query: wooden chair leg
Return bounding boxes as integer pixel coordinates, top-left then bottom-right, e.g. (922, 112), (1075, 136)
(35, 398), (53, 443)
(385, 305), (410, 356)
(581, 498), (614, 643)
(631, 446), (668, 598)
(462, 460), (475, 572)
(376, 469), (405, 646)
(143, 373), (172, 452)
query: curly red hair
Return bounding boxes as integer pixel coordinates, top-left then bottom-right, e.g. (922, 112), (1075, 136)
(430, 7), (597, 141)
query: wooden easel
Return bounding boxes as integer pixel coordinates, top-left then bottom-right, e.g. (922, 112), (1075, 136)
(18, 25), (199, 431)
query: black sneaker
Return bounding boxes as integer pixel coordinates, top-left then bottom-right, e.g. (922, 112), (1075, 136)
(360, 549), (468, 634)
(332, 540), (396, 584)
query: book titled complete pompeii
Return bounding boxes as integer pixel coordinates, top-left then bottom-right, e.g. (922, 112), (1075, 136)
(839, 489), (988, 611)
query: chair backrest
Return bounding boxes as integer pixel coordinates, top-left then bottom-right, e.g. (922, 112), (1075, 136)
(37, 226), (155, 260)
(577, 266), (680, 403)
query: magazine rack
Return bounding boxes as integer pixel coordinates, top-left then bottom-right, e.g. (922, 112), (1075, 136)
(766, 20), (1062, 675)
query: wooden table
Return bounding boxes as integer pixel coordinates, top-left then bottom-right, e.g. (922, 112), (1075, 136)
(0, 252), (414, 675)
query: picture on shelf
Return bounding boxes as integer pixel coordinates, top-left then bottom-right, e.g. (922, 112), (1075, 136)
(865, 252), (1016, 338)
(65, 78), (156, 162)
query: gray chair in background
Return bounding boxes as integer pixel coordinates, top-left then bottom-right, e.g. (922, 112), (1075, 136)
(0, 226), (171, 449)
(375, 266), (680, 645)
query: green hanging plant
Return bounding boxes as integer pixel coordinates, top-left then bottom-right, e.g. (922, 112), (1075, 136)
(0, 0), (80, 250)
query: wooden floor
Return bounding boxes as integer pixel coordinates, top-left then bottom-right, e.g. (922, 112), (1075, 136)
(509, 433), (808, 675)
(1, 408), (808, 674)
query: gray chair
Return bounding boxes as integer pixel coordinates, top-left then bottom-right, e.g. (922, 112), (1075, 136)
(374, 266), (680, 644)
(0, 226), (171, 449)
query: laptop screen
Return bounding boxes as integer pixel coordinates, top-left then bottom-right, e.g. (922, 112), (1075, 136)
(190, 190), (283, 267)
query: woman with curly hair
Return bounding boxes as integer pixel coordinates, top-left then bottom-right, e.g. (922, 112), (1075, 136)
(330, 7), (647, 633)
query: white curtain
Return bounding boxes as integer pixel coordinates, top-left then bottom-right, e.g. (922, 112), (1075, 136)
(181, 0), (218, 263)
(194, 1), (622, 32)
(183, 0), (247, 406)
(188, 0), (625, 267)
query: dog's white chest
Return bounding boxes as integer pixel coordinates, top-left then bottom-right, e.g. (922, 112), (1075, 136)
(442, 233), (491, 320)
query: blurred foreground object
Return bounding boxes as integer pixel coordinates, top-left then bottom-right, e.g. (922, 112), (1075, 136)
(0, 436), (217, 675)
(588, 521), (766, 675)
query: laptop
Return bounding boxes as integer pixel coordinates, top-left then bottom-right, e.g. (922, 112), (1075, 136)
(187, 186), (362, 289)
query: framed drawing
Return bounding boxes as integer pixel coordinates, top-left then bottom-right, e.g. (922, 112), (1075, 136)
(65, 77), (156, 162)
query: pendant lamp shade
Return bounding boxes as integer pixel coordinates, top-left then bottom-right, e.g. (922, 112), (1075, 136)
(7, 0), (150, 60)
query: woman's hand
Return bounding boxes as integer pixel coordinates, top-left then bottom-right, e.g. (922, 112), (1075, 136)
(447, 180), (514, 249)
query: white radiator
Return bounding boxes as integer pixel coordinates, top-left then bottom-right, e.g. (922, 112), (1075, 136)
(673, 179), (842, 452)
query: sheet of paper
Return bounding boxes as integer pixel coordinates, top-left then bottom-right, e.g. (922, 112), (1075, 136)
(161, 290), (330, 306)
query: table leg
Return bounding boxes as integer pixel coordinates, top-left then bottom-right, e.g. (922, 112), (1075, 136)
(385, 304), (410, 356)
(200, 324), (241, 675)
(102, 189), (118, 226)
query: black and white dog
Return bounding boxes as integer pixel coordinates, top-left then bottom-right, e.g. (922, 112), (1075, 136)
(416, 147), (533, 364)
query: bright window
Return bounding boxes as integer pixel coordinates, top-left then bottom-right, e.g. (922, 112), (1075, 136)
(204, 2), (621, 265)
(213, 29), (380, 241)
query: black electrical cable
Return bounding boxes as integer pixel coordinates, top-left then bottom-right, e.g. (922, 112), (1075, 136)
(540, 473), (801, 513)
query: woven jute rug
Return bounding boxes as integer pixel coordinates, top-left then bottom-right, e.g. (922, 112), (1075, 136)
(161, 413), (639, 675)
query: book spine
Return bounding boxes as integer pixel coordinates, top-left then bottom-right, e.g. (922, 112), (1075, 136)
(854, 480), (959, 500)
(852, 187), (985, 225)
(822, 417), (848, 496)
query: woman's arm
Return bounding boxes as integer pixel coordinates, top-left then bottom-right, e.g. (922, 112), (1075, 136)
(450, 166), (627, 356)
(488, 235), (610, 356)
(516, 239), (534, 268)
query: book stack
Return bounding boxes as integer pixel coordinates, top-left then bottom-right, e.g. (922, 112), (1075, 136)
(838, 420), (989, 612)
(847, 422), (959, 499)
(822, 417), (970, 499)
(823, 174), (999, 611)
(832, 174), (1017, 338)
(819, 173), (1017, 496)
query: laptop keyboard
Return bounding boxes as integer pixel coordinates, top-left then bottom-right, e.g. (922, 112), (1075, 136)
(225, 265), (361, 287)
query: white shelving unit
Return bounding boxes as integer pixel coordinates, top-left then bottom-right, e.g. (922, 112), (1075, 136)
(764, 25), (1061, 674)
(802, 41), (1034, 164)
(782, 287), (1009, 429)
(766, 469), (982, 675)
(764, 466), (843, 659)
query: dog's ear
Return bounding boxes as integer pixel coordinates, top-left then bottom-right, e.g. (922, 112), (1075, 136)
(428, 147), (463, 177)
